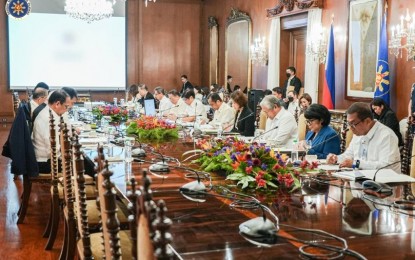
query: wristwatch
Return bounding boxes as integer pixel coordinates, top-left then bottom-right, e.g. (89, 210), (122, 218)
(352, 160), (360, 169)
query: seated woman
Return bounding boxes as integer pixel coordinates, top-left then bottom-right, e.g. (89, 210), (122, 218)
(299, 93), (312, 113)
(128, 84), (139, 103)
(302, 104), (340, 159)
(371, 98), (403, 147)
(230, 91), (255, 136)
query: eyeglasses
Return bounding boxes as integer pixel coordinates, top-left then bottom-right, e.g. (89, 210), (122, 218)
(347, 120), (362, 128)
(305, 119), (317, 125)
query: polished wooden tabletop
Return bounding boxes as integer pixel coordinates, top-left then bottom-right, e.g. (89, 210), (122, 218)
(88, 136), (415, 260)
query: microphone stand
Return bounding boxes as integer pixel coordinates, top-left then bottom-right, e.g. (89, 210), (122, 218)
(252, 125), (279, 142)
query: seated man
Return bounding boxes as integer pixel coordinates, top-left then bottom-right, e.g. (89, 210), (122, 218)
(154, 86), (173, 116)
(259, 95), (298, 147)
(182, 90), (207, 123)
(327, 102), (401, 173)
(205, 93), (235, 131)
(32, 89), (70, 173)
(62, 87), (78, 109)
(167, 89), (187, 120)
(137, 84), (155, 107)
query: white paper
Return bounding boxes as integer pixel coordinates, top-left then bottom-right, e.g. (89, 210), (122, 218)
(333, 169), (415, 183)
(79, 137), (107, 144)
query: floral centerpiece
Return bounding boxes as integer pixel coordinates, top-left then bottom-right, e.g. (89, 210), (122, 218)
(126, 116), (178, 141)
(92, 105), (129, 122)
(192, 137), (318, 191)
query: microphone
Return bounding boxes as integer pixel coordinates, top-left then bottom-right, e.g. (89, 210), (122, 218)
(149, 151), (169, 172)
(179, 169), (208, 203)
(252, 125), (279, 142)
(159, 105), (179, 114)
(360, 154), (414, 198)
(132, 139), (146, 157)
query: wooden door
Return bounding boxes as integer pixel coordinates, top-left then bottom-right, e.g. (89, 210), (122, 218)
(279, 27), (307, 89)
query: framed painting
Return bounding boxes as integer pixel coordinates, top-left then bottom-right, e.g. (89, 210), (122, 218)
(346, 0), (382, 100)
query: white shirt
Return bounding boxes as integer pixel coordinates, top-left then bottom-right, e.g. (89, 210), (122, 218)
(185, 99), (207, 122)
(32, 107), (60, 162)
(264, 108), (298, 147)
(169, 98), (187, 117)
(338, 121), (401, 173)
(158, 96), (173, 115)
(287, 100), (300, 116)
(208, 102), (235, 130)
(30, 100), (39, 117)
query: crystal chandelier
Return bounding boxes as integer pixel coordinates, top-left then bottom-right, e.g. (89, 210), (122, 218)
(251, 35), (268, 66)
(306, 24), (327, 64)
(65, 0), (114, 23)
(144, 0), (156, 7)
(389, 9), (415, 61)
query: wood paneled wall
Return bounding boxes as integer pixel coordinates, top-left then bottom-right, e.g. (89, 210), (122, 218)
(1, 0), (415, 119)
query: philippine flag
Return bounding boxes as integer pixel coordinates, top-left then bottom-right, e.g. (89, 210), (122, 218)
(322, 24), (335, 109)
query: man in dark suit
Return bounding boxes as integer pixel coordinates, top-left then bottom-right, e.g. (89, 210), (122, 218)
(179, 74), (194, 96)
(137, 84), (155, 107)
(282, 66), (302, 99)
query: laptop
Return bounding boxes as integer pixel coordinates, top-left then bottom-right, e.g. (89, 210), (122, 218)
(144, 99), (156, 116)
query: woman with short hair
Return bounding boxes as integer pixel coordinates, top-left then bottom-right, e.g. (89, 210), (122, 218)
(302, 104), (340, 159)
(230, 91), (255, 136)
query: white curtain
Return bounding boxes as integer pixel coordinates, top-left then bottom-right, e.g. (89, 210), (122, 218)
(267, 18), (280, 90)
(304, 8), (322, 103)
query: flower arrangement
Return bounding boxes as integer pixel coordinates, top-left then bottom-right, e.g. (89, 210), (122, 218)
(126, 116), (178, 141)
(92, 105), (129, 122)
(193, 137), (318, 191)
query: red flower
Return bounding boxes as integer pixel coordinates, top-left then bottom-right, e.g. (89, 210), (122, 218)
(245, 166), (253, 174)
(257, 179), (266, 188)
(273, 164), (281, 171)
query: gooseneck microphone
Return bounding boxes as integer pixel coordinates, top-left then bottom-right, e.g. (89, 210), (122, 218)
(360, 153), (415, 197)
(149, 151), (169, 172)
(159, 105), (179, 114)
(252, 125), (279, 142)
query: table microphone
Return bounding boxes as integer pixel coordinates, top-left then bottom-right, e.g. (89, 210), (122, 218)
(361, 154), (415, 197)
(179, 169), (208, 203)
(149, 151), (169, 172)
(252, 125), (279, 142)
(132, 139), (146, 157)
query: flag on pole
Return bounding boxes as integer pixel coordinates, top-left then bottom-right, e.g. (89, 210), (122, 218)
(374, 10), (390, 105)
(322, 23), (335, 109)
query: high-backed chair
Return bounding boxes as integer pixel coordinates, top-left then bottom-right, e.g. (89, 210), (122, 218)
(44, 119), (96, 250)
(297, 113), (307, 141)
(340, 113), (353, 153)
(258, 111), (267, 130)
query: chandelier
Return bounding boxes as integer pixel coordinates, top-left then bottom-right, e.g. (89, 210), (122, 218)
(65, 0), (114, 23)
(306, 24), (327, 64)
(389, 9), (415, 61)
(251, 35), (268, 66)
(144, 0), (156, 7)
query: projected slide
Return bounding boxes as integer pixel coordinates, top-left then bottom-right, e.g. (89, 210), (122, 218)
(8, 8), (126, 90)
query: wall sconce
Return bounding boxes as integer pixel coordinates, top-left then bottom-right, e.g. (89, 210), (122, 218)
(251, 35), (268, 66)
(306, 24), (327, 64)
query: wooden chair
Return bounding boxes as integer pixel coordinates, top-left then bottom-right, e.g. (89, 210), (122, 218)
(58, 121), (77, 260)
(258, 111), (267, 130)
(44, 119), (96, 250)
(135, 170), (176, 260)
(340, 113), (353, 153)
(15, 107), (51, 224)
(43, 110), (62, 249)
(297, 113), (307, 141)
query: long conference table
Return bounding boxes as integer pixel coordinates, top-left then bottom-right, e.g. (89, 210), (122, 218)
(82, 133), (415, 259)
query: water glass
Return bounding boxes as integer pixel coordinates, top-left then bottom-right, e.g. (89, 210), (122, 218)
(124, 137), (134, 163)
